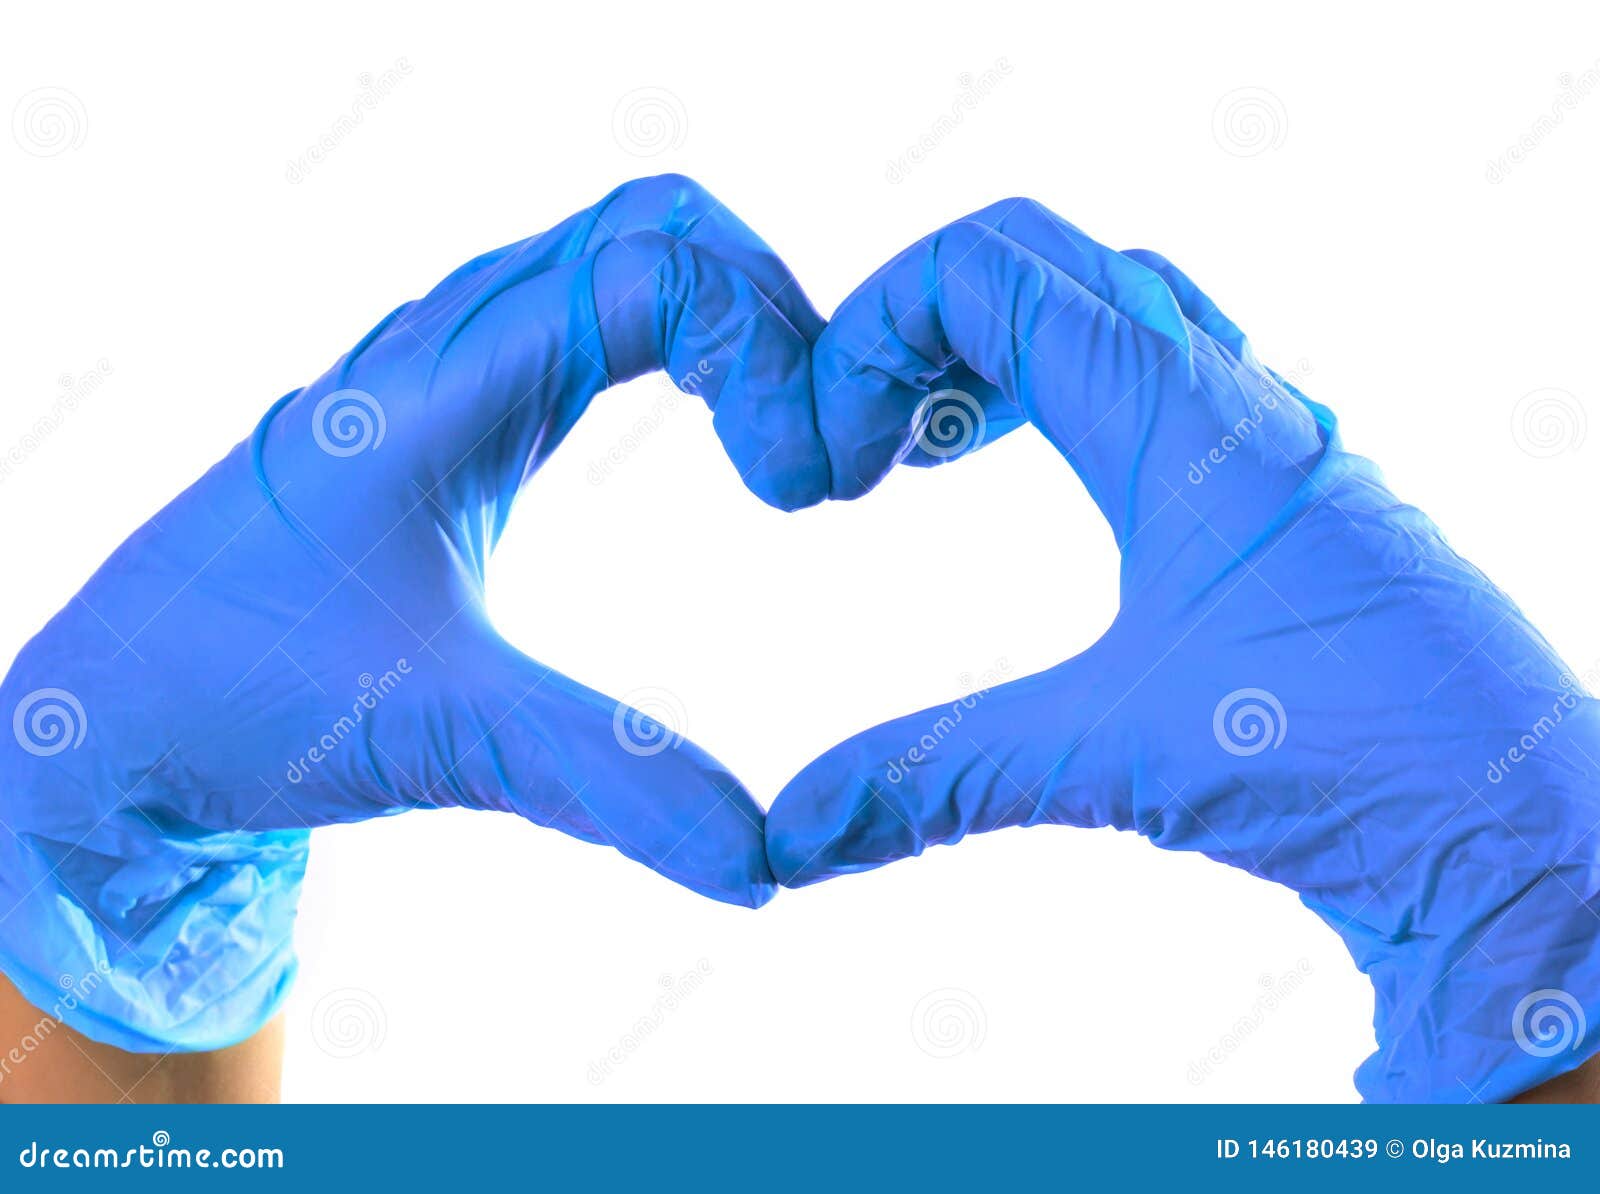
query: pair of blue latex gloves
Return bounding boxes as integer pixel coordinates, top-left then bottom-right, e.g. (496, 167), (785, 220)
(3, 176), (1597, 1103)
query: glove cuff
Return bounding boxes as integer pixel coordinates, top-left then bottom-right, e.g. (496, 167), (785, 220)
(0, 823), (308, 1053)
(1352, 858), (1600, 1102)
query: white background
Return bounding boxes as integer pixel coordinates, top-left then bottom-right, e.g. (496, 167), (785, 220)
(3, 1), (1597, 1102)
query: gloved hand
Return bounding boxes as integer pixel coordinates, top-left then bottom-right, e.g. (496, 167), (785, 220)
(766, 199), (1600, 1103)
(0, 174), (829, 1052)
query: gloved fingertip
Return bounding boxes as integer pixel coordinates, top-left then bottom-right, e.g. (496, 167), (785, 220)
(766, 765), (919, 888)
(733, 441), (831, 512)
(616, 752), (783, 909)
(728, 875), (780, 909)
(671, 850), (779, 908)
(634, 823), (779, 908)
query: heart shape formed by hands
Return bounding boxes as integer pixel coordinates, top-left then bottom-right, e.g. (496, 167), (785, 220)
(1, 175), (1597, 1105)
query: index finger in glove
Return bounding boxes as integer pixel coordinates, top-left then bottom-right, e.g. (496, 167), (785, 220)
(261, 174), (830, 516)
(811, 210), (1326, 550)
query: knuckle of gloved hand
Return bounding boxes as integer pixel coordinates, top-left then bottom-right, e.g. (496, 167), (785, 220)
(612, 173), (713, 227)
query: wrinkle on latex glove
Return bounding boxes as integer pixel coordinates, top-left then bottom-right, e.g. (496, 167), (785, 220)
(770, 200), (1600, 1104)
(0, 175), (826, 1052)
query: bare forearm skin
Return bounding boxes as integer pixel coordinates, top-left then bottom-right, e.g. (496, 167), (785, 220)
(0, 972), (282, 1103)
(1508, 1051), (1600, 1103)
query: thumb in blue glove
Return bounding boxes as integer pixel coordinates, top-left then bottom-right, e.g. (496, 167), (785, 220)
(0, 174), (828, 1052)
(767, 198), (1600, 1103)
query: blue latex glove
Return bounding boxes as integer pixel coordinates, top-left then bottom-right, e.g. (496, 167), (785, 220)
(767, 199), (1600, 1103)
(0, 174), (829, 1052)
